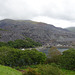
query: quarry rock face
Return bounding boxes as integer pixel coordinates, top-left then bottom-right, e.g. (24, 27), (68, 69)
(0, 19), (75, 45)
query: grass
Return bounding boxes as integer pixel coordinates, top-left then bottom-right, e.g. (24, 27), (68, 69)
(62, 69), (75, 75)
(0, 65), (22, 75)
(24, 68), (75, 75)
(1, 64), (74, 75)
(21, 65), (75, 75)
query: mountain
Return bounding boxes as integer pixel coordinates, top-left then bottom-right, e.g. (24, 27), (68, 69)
(0, 19), (75, 45)
(65, 27), (75, 32)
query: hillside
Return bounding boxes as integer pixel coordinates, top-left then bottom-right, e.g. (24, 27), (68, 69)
(0, 65), (22, 75)
(0, 19), (75, 46)
(65, 27), (75, 32)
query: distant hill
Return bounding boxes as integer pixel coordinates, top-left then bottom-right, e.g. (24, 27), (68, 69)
(65, 27), (75, 32)
(0, 19), (75, 45)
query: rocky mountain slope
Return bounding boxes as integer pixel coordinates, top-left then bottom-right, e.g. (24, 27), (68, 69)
(0, 19), (75, 45)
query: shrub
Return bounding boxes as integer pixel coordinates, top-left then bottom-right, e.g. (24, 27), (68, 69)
(38, 64), (63, 75)
(23, 67), (40, 75)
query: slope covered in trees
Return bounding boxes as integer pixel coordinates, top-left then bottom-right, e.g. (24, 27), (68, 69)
(0, 37), (42, 48)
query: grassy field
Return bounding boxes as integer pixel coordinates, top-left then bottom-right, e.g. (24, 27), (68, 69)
(0, 65), (75, 75)
(62, 69), (75, 75)
(0, 65), (22, 75)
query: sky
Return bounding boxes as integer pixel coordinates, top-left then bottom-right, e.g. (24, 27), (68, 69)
(0, 0), (75, 28)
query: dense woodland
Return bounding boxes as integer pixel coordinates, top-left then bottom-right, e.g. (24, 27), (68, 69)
(0, 37), (42, 48)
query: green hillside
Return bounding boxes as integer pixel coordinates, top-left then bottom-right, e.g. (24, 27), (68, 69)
(0, 65), (22, 75)
(66, 27), (75, 32)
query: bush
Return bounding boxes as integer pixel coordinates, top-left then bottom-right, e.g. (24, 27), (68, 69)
(23, 67), (40, 75)
(24, 68), (40, 75)
(38, 64), (63, 75)
(0, 46), (46, 67)
(60, 48), (75, 70)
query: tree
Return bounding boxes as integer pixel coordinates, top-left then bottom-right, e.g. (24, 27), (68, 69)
(0, 46), (46, 67)
(47, 47), (61, 64)
(7, 41), (14, 47)
(60, 48), (75, 70)
(0, 42), (7, 47)
(7, 38), (42, 48)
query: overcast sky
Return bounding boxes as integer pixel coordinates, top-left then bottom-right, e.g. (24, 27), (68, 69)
(0, 0), (75, 28)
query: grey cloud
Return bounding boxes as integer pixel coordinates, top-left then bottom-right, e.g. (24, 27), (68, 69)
(40, 0), (75, 21)
(0, 0), (39, 19)
(0, 0), (75, 22)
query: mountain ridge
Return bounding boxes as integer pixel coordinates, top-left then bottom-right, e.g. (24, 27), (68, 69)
(0, 19), (75, 45)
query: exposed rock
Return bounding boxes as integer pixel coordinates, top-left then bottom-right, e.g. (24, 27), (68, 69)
(0, 19), (75, 45)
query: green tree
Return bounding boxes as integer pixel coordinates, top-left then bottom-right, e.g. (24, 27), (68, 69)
(47, 47), (61, 64)
(7, 41), (14, 47)
(60, 48), (75, 70)
(0, 46), (46, 67)
(0, 42), (7, 47)
(7, 38), (42, 48)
